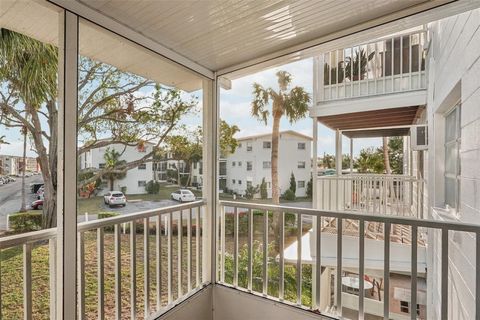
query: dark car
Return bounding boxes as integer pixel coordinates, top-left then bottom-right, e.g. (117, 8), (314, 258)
(31, 199), (43, 210)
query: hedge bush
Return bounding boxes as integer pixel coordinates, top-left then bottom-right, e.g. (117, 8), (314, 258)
(282, 189), (296, 201)
(9, 212), (43, 233)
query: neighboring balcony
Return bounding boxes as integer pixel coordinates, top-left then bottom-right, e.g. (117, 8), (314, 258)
(316, 174), (424, 219)
(311, 30), (428, 118)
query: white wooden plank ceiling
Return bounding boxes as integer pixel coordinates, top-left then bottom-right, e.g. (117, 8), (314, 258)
(76, 0), (446, 72)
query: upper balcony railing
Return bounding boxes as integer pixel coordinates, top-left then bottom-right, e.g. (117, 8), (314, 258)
(318, 30), (427, 103)
(0, 200), (207, 320)
(317, 174), (424, 219)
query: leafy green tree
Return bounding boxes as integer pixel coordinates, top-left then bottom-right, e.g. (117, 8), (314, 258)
(251, 71), (310, 205)
(306, 174), (313, 199)
(289, 172), (296, 195)
(102, 148), (127, 191)
(321, 153), (335, 169)
(355, 147), (384, 173)
(220, 120), (240, 157)
(387, 136), (403, 174)
(245, 184), (259, 200)
(0, 29), (197, 227)
(260, 178), (268, 200)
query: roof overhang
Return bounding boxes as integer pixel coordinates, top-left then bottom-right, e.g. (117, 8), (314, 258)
(317, 106), (422, 138)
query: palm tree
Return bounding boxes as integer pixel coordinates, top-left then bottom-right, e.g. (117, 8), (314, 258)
(0, 29), (58, 227)
(103, 148), (127, 191)
(251, 71), (310, 205)
(19, 126), (28, 212)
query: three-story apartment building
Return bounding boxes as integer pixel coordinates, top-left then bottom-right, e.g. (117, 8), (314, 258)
(225, 130), (312, 198)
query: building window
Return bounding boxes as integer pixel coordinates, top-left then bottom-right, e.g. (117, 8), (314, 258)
(238, 180), (242, 185)
(138, 180), (146, 187)
(400, 301), (409, 313)
(238, 161), (242, 166)
(263, 161), (271, 169)
(263, 141), (271, 149)
(138, 163), (147, 170)
(298, 142), (306, 150)
(238, 143), (242, 148)
(247, 181), (252, 187)
(298, 161), (306, 169)
(267, 182), (271, 188)
(99, 163), (106, 169)
(232, 179), (235, 184)
(298, 181), (305, 188)
(247, 161), (252, 171)
(232, 161), (236, 167)
(444, 104), (461, 211)
(247, 142), (252, 152)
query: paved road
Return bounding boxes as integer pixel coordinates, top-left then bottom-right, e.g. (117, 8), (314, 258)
(0, 175), (43, 230)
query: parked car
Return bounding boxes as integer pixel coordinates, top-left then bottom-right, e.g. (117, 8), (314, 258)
(31, 199), (43, 210)
(30, 183), (44, 194)
(170, 189), (196, 202)
(7, 176), (16, 182)
(103, 191), (127, 207)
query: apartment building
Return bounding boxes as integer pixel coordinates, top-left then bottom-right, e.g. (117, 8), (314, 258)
(0, 155), (39, 175)
(152, 153), (189, 183)
(225, 130), (312, 198)
(79, 142), (154, 194)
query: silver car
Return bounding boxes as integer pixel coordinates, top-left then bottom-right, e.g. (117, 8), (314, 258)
(104, 191), (127, 207)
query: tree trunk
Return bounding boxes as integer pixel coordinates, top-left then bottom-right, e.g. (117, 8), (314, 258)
(110, 178), (114, 191)
(19, 129), (27, 213)
(383, 137), (391, 174)
(271, 115), (281, 205)
(177, 160), (181, 186)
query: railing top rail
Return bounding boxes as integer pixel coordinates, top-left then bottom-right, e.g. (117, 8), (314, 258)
(0, 227), (57, 249)
(317, 174), (421, 181)
(78, 199), (205, 232)
(323, 29), (427, 55)
(219, 201), (480, 233)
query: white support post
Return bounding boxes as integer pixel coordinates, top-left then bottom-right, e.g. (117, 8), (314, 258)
(312, 114), (320, 309)
(202, 77), (218, 284)
(335, 130), (342, 175)
(350, 138), (353, 173)
(56, 11), (78, 320)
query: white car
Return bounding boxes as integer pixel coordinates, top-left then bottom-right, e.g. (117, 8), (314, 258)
(171, 189), (196, 202)
(104, 191), (127, 207)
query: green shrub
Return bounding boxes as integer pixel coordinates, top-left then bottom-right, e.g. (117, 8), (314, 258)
(289, 172), (296, 195)
(245, 184), (259, 200)
(260, 178), (268, 199)
(282, 189), (296, 201)
(145, 180), (160, 194)
(9, 212), (43, 233)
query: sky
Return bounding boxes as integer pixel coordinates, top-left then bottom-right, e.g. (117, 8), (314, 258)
(0, 57), (382, 158)
(219, 58), (382, 157)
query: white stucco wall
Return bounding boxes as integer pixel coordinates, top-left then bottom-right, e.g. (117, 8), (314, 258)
(80, 142), (154, 195)
(426, 9), (480, 320)
(225, 132), (312, 198)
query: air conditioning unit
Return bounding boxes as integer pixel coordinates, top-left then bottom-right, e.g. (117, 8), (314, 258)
(411, 125), (428, 150)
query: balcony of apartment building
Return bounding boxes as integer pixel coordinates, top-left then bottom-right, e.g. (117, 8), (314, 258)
(1, 1), (480, 320)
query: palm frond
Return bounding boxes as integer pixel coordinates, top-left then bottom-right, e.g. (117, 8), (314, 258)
(284, 86), (310, 124)
(251, 83), (270, 124)
(276, 70), (292, 91)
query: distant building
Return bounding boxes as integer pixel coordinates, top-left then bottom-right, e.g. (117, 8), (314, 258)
(0, 155), (40, 175)
(224, 130), (312, 198)
(79, 142), (154, 194)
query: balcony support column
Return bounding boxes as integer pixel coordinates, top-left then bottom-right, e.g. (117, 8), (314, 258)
(202, 77), (219, 284)
(56, 11), (79, 320)
(335, 130), (342, 175)
(350, 138), (353, 173)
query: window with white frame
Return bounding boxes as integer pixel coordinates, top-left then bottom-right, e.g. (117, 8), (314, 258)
(444, 104), (461, 211)
(232, 179), (236, 184)
(298, 161), (306, 169)
(138, 163), (147, 170)
(298, 142), (306, 150)
(247, 161), (252, 171)
(263, 141), (271, 149)
(298, 181), (305, 188)
(238, 161), (242, 166)
(232, 161), (236, 167)
(246, 142), (252, 151)
(263, 161), (271, 169)
(138, 180), (146, 187)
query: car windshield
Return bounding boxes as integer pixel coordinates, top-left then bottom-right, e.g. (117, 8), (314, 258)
(182, 191), (192, 195)
(112, 193), (123, 197)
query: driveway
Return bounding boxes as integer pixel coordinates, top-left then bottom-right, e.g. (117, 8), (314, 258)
(0, 175), (43, 230)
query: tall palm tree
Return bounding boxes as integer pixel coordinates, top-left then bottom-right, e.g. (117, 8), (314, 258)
(251, 71), (310, 205)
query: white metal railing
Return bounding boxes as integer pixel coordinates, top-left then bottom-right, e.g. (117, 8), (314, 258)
(317, 174), (424, 218)
(319, 30), (427, 102)
(218, 201), (480, 320)
(0, 200), (206, 320)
